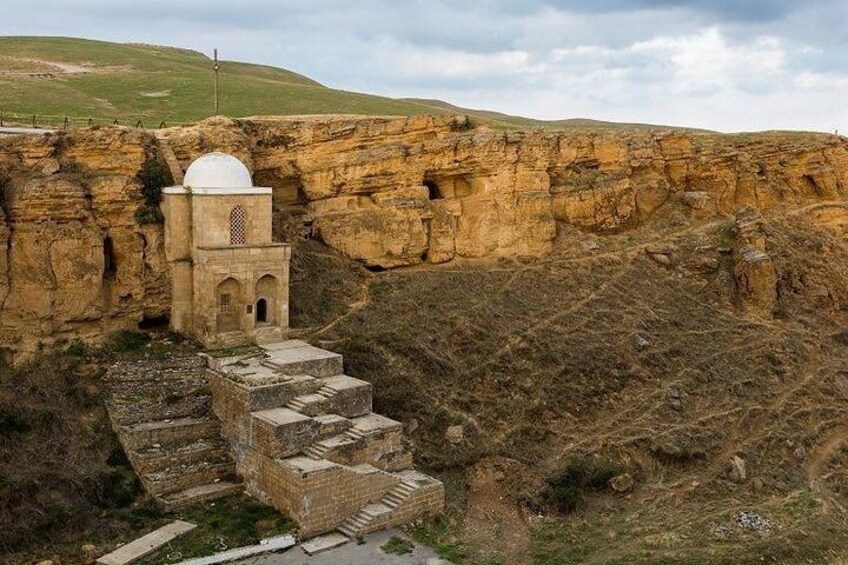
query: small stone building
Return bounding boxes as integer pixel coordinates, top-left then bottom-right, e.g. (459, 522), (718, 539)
(162, 153), (290, 347)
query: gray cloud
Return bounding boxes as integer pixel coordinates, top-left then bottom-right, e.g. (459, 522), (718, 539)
(0, 0), (846, 132)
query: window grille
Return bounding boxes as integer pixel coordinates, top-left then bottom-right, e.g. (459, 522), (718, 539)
(230, 206), (246, 244)
(219, 292), (232, 313)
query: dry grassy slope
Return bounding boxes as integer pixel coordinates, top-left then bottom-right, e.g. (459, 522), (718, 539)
(289, 205), (848, 564)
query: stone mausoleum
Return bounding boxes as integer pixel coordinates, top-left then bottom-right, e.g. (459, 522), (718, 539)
(111, 152), (445, 544)
(162, 152), (290, 348)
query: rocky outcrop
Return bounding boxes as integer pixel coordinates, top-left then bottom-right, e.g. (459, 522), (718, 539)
(160, 116), (848, 267)
(1, 115), (847, 358)
(0, 128), (168, 361)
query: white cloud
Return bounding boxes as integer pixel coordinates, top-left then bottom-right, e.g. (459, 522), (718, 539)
(630, 28), (786, 93)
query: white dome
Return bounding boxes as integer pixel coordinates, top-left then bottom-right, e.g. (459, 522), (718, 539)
(183, 152), (253, 189)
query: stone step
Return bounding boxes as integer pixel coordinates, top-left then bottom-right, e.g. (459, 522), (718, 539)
(305, 417), (411, 472)
(120, 417), (221, 450)
(337, 524), (358, 538)
(132, 437), (231, 474)
(285, 393), (326, 415)
(384, 493), (406, 504)
(142, 461), (236, 496)
(349, 413), (403, 437)
(361, 503), (392, 519)
(251, 408), (318, 458)
(110, 394), (212, 426)
(303, 445), (326, 460)
(255, 326), (285, 345)
(284, 376), (371, 418)
(261, 340), (344, 378)
(314, 414), (354, 438)
(155, 135), (185, 185)
(300, 533), (349, 556)
(155, 481), (243, 513)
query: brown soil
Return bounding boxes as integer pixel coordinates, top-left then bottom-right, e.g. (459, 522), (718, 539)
(289, 204), (848, 564)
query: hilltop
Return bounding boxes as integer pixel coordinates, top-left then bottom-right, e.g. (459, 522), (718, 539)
(0, 36), (686, 131)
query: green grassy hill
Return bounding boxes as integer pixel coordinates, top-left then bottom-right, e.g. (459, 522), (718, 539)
(0, 36), (682, 131)
(0, 36), (448, 127)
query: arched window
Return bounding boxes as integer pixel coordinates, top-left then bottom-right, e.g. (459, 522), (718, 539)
(216, 278), (242, 332)
(230, 205), (246, 245)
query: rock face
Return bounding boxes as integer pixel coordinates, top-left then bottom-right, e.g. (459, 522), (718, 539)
(0, 128), (167, 361)
(1, 115), (848, 358)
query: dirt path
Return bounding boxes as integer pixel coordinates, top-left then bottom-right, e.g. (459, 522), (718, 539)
(808, 427), (848, 485)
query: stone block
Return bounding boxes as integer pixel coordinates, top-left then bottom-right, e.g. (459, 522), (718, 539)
(252, 408), (319, 458)
(262, 340), (344, 377)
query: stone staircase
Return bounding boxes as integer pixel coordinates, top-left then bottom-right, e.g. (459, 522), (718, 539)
(105, 341), (443, 538)
(105, 358), (242, 512)
(209, 340), (444, 539)
(154, 133), (184, 185)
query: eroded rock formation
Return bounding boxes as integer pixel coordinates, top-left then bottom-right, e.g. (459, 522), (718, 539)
(1, 115), (848, 359)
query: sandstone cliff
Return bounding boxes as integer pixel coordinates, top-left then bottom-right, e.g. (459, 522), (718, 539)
(1, 115), (847, 359)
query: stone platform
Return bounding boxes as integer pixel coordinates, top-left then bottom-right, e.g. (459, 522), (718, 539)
(106, 341), (444, 540)
(209, 340), (444, 538)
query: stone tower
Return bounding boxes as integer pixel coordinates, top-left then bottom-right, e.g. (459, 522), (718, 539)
(162, 152), (290, 348)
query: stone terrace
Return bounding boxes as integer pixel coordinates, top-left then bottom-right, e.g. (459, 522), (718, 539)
(208, 340), (444, 538)
(105, 358), (242, 511)
(106, 341), (444, 540)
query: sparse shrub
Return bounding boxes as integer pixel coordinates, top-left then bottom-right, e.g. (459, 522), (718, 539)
(137, 159), (169, 205)
(450, 115), (476, 132)
(135, 203), (164, 224)
(91, 467), (140, 509)
(135, 159), (169, 225)
(832, 329), (848, 346)
(59, 159), (83, 174)
(0, 408), (31, 434)
(381, 535), (415, 555)
(649, 441), (707, 466)
(105, 446), (130, 467)
(107, 330), (151, 353)
(543, 458), (622, 513)
(65, 339), (87, 358)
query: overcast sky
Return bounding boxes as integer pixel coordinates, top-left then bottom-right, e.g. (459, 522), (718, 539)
(2, 1), (847, 132)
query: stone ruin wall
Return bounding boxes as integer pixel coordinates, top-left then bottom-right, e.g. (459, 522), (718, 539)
(1, 114), (848, 360)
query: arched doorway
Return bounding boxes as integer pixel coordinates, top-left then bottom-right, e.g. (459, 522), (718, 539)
(254, 274), (278, 326)
(216, 278), (242, 332)
(256, 298), (268, 324)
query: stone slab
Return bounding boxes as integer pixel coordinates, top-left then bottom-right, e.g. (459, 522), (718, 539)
(351, 413), (402, 434)
(253, 407), (312, 427)
(279, 455), (338, 473)
(230, 528), (444, 564)
(174, 534), (296, 564)
(320, 375), (371, 391)
(261, 341), (343, 378)
(300, 533), (350, 555)
(96, 520), (197, 565)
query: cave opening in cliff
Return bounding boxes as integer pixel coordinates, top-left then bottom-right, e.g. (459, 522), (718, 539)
(103, 236), (117, 279)
(138, 314), (170, 330)
(424, 180), (443, 200)
(365, 264), (387, 273)
(424, 174), (475, 200)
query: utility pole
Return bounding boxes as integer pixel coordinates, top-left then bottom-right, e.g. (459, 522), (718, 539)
(213, 48), (220, 115)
